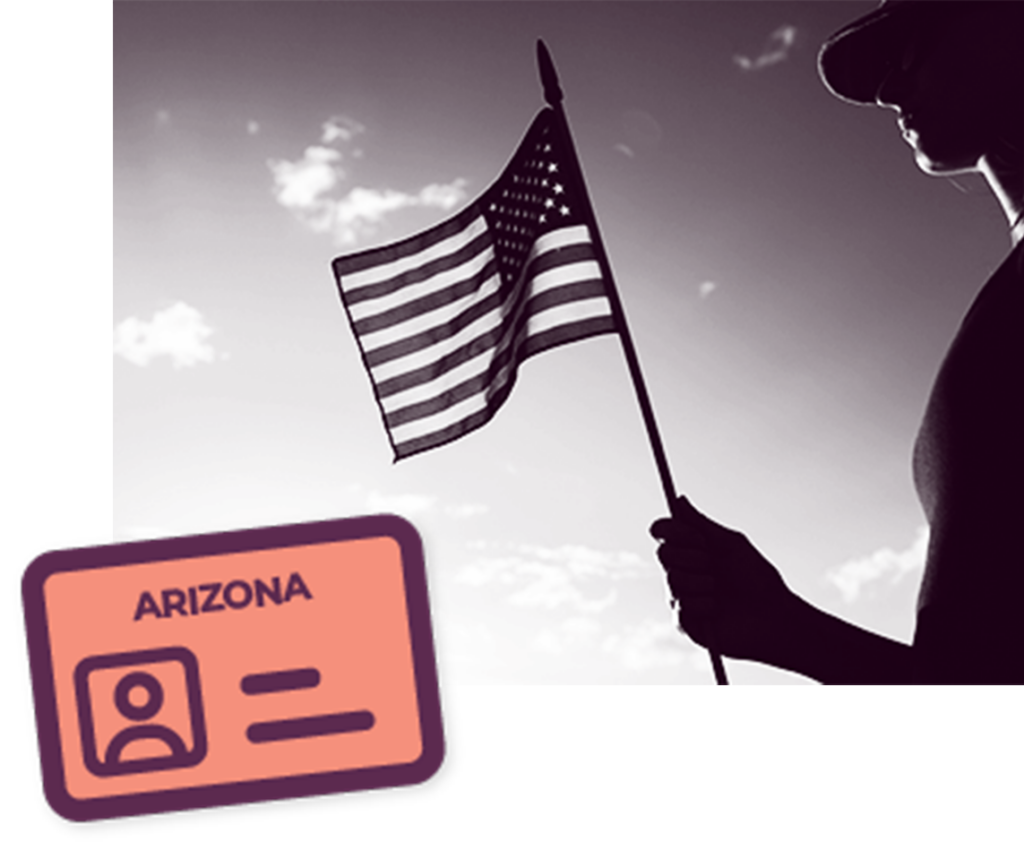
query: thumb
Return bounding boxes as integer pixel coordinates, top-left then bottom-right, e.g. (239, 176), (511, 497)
(670, 495), (734, 540)
(670, 494), (712, 527)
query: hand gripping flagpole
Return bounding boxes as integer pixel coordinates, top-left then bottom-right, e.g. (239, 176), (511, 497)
(537, 40), (729, 686)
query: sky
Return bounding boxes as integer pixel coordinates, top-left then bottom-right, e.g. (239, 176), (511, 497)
(110, 0), (1015, 687)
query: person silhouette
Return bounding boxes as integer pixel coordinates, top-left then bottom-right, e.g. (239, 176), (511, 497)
(651, 1), (1024, 684)
(102, 671), (192, 770)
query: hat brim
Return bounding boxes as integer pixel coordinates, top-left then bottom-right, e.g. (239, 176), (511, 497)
(818, 3), (913, 105)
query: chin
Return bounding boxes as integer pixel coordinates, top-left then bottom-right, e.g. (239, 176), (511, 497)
(907, 125), (987, 176)
(912, 146), (982, 177)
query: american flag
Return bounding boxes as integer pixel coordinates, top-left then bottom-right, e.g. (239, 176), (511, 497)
(332, 108), (617, 460)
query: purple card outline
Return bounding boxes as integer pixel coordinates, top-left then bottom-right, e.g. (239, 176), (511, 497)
(22, 514), (445, 821)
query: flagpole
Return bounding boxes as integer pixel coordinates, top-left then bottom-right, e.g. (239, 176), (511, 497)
(536, 40), (729, 686)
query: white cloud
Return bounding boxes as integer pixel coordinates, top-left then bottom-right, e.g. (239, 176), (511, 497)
(826, 526), (929, 603)
(457, 556), (526, 587)
(322, 115), (365, 145)
(533, 617), (602, 654)
(358, 490), (486, 519)
(508, 564), (617, 612)
(528, 544), (644, 577)
(440, 621), (499, 673)
(445, 503), (488, 519)
(366, 490), (437, 516)
(114, 302), (220, 368)
(268, 145), (343, 211)
(698, 281), (717, 299)
(418, 181), (469, 210)
(268, 115), (469, 246)
(603, 618), (689, 671)
(247, 120), (260, 136)
(455, 544), (643, 612)
(329, 181), (469, 246)
(734, 24), (798, 71)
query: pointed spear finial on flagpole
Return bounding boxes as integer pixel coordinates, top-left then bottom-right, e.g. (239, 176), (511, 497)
(536, 40), (563, 107)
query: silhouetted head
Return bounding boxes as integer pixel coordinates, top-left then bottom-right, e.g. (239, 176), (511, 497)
(819, 1), (1024, 177)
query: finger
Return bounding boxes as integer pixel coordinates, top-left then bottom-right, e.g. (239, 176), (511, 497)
(650, 518), (708, 544)
(677, 594), (715, 618)
(670, 575), (714, 604)
(674, 596), (716, 647)
(666, 571), (714, 593)
(649, 517), (671, 539)
(655, 542), (713, 574)
(651, 495), (708, 537)
(667, 593), (716, 618)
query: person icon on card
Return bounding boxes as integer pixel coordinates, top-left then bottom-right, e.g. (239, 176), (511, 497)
(75, 647), (208, 778)
(100, 671), (194, 772)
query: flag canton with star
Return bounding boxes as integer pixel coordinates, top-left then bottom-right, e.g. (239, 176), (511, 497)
(482, 110), (584, 293)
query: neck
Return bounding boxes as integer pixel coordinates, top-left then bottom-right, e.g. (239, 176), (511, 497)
(979, 139), (1024, 247)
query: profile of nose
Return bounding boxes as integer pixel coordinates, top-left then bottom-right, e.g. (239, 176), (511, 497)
(874, 52), (923, 114)
(875, 69), (905, 110)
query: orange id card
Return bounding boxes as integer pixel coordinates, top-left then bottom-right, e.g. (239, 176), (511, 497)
(22, 515), (444, 821)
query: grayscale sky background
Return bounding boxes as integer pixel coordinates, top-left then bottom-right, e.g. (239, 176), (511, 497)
(113, 0), (1014, 686)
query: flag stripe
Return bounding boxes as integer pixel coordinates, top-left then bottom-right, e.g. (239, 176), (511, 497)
(381, 346), (495, 416)
(387, 302), (614, 451)
(351, 252), (498, 336)
(371, 309), (505, 386)
(344, 224), (492, 311)
(390, 386), (493, 445)
(523, 277), (607, 314)
(528, 260), (602, 297)
(521, 315), (617, 359)
(523, 292), (613, 335)
(380, 278), (603, 417)
(385, 367), (492, 428)
(361, 272), (503, 366)
(362, 258), (598, 374)
(526, 242), (596, 279)
(388, 315), (617, 459)
(377, 247), (547, 404)
(387, 393), (512, 460)
(359, 228), (595, 364)
(387, 296), (613, 435)
(370, 266), (602, 394)
(345, 228), (491, 322)
(350, 223), (588, 322)
(333, 204), (481, 281)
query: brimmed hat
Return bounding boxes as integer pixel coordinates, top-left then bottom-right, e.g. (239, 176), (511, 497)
(818, 0), (968, 105)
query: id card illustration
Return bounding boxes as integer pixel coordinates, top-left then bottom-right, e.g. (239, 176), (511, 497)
(22, 515), (444, 821)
